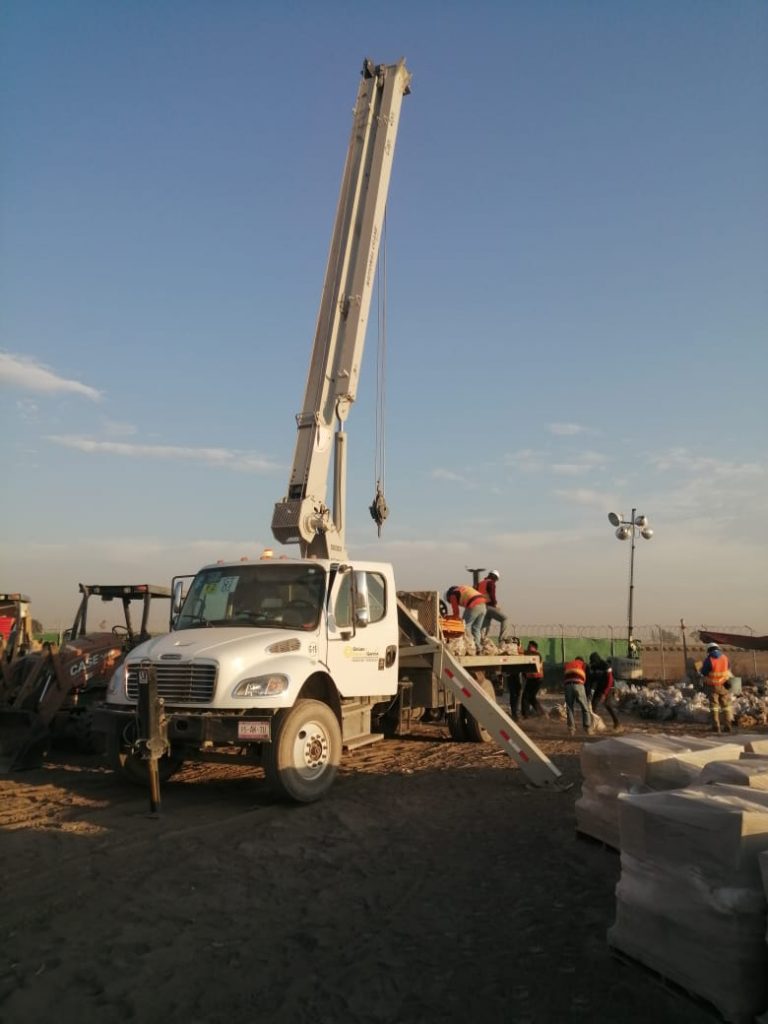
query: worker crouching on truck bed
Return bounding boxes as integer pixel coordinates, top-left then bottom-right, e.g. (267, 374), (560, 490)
(477, 570), (508, 643)
(563, 656), (592, 736)
(445, 585), (487, 647)
(700, 642), (735, 734)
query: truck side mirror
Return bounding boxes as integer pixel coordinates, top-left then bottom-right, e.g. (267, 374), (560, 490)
(171, 578), (186, 626)
(352, 570), (370, 628)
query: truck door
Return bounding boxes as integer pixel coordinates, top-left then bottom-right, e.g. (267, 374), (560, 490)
(325, 567), (398, 698)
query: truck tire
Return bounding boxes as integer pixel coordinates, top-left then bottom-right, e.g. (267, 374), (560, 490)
(462, 678), (496, 744)
(263, 699), (341, 803)
(447, 705), (468, 742)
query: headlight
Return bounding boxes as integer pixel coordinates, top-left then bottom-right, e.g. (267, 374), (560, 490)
(233, 674), (289, 698)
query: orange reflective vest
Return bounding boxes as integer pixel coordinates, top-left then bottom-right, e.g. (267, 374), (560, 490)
(564, 660), (587, 685)
(704, 654), (730, 687)
(450, 586), (487, 613)
(524, 647), (543, 679)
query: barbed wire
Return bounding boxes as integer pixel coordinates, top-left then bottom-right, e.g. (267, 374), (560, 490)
(510, 624), (760, 646)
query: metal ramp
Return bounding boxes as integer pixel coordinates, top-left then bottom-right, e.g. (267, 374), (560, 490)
(439, 645), (562, 788)
(397, 597), (563, 789)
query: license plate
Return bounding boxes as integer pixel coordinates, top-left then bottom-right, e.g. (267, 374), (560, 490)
(237, 720), (270, 741)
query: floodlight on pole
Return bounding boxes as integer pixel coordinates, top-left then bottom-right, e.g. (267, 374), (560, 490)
(607, 508), (654, 658)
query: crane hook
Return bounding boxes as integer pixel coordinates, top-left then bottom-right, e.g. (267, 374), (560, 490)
(369, 481), (389, 537)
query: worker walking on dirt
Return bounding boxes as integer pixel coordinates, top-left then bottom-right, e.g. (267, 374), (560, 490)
(563, 656), (592, 735)
(588, 652), (619, 729)
(445, 585), (487, 647)
(700, 642), (734, 734)
(521, 640), (544, 717)
(477, 570), (508, 642)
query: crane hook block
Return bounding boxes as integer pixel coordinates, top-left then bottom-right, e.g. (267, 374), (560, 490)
(369, 483), (389, 537)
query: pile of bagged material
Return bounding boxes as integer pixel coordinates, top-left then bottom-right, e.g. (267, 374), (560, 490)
(617, 683), (768, 726)
(576, 732), (744, 848)
(608, 784), (768, 1022)
(445, 635), (522, 657)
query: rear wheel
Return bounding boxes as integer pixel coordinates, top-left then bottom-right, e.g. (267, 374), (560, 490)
(462, 677), (496, 743)
(263, 699), (341, 803)
(447, 705), (469, 741)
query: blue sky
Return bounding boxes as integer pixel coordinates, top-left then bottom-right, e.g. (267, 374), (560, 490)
(1, 0), (766, 635)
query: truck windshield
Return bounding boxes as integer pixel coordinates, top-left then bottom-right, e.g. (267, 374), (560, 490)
(175, 563), (327, 632)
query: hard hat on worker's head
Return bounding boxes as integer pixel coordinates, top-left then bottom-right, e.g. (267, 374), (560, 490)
(707, 642), (720, 652)
(488, 569), (500, 580)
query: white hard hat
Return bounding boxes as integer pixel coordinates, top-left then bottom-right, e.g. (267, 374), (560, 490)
(707, 642), (719, 651)
(488, 569), (500, 580)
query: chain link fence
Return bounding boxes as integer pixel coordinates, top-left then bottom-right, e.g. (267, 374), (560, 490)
(507, 625), (766, 683)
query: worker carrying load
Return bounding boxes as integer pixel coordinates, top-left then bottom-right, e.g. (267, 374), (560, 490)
(477, 570), (508, 643)
(445, 585), (488, 647)
(700, 642), (734, 734)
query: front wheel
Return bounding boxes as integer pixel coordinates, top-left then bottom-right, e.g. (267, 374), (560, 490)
(263, 699), (342, 803)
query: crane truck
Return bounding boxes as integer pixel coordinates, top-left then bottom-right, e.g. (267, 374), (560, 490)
(93, 58), (562, 802)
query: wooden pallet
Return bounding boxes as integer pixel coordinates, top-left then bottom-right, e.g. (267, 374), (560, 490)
(609, 944), (760, 1024)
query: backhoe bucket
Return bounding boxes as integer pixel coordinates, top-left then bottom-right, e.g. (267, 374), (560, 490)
(0, 709), (50, 771)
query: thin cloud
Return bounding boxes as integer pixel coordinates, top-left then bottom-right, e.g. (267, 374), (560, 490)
(0, 352), (102, 401)
(548, 422), (587, 436)
(552, 450), (609, 475)
(553, 487), (617, 508)
(505, 449), (546, 472)
(491, 527), (587, 549)
(46, 434), (280, 472)
(16, 398), (39, 419)
(102, 419), (139, 437)
(431, 467), (468, 483)
(650, 447), (764, 479)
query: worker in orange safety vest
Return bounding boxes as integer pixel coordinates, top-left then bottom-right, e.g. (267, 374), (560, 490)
(700, 642), (734, 733)
(521, 640), (544, 717)
(445, 585), (488, 647)
(563, 656), (592, 735)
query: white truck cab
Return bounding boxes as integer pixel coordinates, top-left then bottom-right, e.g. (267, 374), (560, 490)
(97, 556), (399, 800)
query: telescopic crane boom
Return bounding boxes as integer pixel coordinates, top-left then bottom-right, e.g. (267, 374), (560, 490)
(271, 58), (411, 561)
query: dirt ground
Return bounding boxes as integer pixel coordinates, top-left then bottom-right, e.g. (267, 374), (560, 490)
(0, 713), (721, 1024)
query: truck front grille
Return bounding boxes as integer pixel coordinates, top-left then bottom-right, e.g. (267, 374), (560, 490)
(126, 662), (217, 703)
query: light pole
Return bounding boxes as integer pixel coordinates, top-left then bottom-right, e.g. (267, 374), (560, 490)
(745, 626), (759, 681)
(608, 509), (653, 659)
(680, 618), (690, 680)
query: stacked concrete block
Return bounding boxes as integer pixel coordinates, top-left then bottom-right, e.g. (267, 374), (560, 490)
(575, 732), (743, 848)
(740, 734), (768, 756)
(609, 784), (768, 1023)
(758, 852), (768, 1024)
(700, 759), (768, 788)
